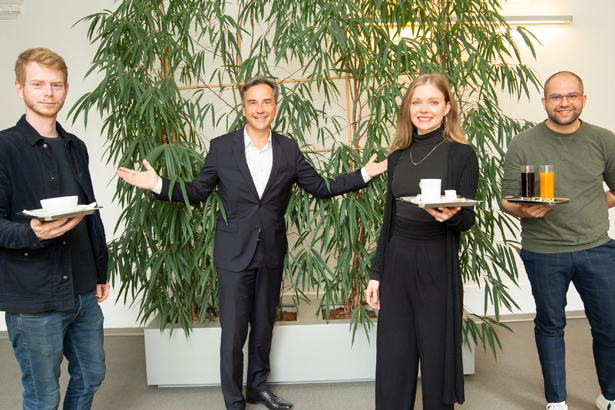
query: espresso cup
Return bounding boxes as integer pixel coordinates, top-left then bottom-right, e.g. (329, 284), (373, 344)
(445, 190), (457, 200)
(419, 179), (442, 203)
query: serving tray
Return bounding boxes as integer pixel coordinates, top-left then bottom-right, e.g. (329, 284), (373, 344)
(397, 196), (482, 208)
(18, 206), (103, 221)
(505, 197), (569, 206)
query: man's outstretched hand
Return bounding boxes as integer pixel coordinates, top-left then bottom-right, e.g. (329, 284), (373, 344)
(364, 154), (387, 178)
(117, 159), (159, 190)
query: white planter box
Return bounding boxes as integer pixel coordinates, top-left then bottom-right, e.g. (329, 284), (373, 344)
(144, 301), (475, 386)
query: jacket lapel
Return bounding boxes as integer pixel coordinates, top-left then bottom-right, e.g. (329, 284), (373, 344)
(231, 130), (259, 198)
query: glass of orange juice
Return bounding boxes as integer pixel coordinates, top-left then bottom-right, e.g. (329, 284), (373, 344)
(540, 165), (554, 200)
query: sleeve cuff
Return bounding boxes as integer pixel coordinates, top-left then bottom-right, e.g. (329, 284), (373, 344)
(361, 167), (372, 183)
(151, 177), (163, 195)
(443, 211), (462, 225)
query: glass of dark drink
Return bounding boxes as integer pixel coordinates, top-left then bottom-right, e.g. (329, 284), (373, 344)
(521, 165), (535, 198)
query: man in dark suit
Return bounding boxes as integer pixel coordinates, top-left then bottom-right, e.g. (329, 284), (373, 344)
(117, 76), (386, 410)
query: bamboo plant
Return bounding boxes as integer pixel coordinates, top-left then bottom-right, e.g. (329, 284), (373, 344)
(72, 0), (540, 355)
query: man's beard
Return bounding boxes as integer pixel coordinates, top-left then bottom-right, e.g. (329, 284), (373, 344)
(547, 107), (582, 126)
(24, 97), (64, 118)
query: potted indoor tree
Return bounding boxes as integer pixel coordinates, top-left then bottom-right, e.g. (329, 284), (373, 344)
(71, 0), (540, 385)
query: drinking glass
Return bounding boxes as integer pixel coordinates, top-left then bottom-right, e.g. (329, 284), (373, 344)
(520, 165), (535, 198)
(540, 165), (554, 200)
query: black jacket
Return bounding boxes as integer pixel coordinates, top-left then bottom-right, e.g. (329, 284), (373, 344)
(155, 128), (368, 272)
(0, 116), (109, 313)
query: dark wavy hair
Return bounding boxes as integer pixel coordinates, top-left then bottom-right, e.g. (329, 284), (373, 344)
(241, 76), (279, 106)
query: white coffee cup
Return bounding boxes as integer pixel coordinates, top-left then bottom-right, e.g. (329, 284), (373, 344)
(445, 190), (457, 200)
(419, 179), (441, 202)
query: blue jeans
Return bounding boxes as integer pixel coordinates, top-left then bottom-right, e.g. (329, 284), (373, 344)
(5, 291), (106, 410)
(522, 240), (615, 403)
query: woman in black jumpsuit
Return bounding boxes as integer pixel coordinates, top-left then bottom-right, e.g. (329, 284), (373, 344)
(366, 73), (479, 409)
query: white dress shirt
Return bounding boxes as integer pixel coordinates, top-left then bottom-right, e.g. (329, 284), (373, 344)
(243, 128), (273, 198)
(152, 127), (372, 195)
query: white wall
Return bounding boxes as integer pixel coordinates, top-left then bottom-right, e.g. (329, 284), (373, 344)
(0, 0), (612, 330)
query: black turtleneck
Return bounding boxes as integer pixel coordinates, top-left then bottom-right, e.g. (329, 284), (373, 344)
(392, 127), (450, 222)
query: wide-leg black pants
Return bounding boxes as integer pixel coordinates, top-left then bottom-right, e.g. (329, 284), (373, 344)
(217, 242), (284, 410)
(376, 232), (453, 410)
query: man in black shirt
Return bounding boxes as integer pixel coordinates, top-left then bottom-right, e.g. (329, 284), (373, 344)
(0, 48), (110, 410)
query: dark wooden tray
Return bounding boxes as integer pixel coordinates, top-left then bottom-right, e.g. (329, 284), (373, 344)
(505, 197), (569, 206)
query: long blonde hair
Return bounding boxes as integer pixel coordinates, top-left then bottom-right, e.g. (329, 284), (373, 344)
(392, 73), (467, 150)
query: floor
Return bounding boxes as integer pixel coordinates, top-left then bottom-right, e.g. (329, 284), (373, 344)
(0, 317), (602, 409)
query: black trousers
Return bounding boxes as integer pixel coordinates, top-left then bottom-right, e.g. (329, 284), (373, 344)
(217, 242), (284, 410)
(376, 233), (453, 410)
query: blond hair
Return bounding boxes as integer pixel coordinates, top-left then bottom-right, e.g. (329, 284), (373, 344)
(15, 48), (68, 86)
(392, 73), (466, 150)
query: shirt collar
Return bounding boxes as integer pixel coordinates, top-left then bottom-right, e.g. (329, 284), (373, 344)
(243, 127), (272, 150)
(17, 114), (74, 146)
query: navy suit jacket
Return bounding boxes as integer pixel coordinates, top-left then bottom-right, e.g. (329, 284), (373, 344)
(155, 129), (367, 272)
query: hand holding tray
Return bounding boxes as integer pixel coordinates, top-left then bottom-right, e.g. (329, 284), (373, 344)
(397, 196), (482, 208)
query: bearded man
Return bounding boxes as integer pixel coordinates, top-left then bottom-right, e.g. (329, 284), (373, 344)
(501, 71), (615, 410)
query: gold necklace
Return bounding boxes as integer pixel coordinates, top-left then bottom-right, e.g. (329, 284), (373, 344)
(409, 139), (446, 166)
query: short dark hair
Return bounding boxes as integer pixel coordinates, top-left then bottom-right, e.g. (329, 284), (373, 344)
(241, 76), (279, 106)
(15, 48), (68, 85)
(543, 71), (584, 97)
